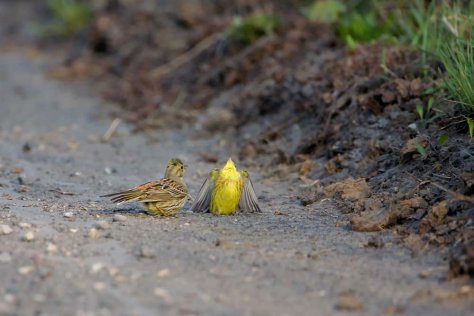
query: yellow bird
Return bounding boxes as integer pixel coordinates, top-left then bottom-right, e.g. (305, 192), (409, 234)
(101, 158), (189, 216)
(190, 158), (261, 215)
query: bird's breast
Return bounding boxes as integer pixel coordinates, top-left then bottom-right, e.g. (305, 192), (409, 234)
(211, 176), (243, 215)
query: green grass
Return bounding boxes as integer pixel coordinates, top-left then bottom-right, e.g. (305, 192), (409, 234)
(302, 0), (474, 123)
(395, 1), (474, 113)
(440, 36), (474, 112)
(41, 0), (92, 37)
(301, 0), (453, 52)
(301, 0), (346, 23)
(303, 0), (399, 48)
(337, 10), (395, 49)
(467, 117), (474, 138)
(395, 0), (439, 66)
(227, 12), (280, 45)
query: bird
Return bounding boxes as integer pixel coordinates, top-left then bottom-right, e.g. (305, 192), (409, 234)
(101, 158), (189, 216)
(190, 158), (261, 215)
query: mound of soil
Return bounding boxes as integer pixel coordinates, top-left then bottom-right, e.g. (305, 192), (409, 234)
(47, 0), (473, 278)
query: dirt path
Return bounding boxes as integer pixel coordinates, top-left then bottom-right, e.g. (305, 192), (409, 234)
(0, 51), (472, 316)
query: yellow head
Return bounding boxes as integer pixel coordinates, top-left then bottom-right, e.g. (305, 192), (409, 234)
(223, 158), (237, 172)
(165, 158), (185, 179)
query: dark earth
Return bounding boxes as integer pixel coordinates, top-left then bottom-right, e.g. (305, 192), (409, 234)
(0, 1), (473, 315)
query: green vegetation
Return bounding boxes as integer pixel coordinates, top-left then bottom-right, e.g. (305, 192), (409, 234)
(467, 117), (474, 138)
(41, 0), (92, 37)
(415, 143), (428, 159)
(416, 97), (434, 120)
(400, 1), (474, 114)
(303, 0), (398, 48)
(303, 0), (474, 130)
(301, 0), (346, 23)
(337, 10), (394, 49)
(395, 0), (439, 66)
(227, 12), (280, 45)
(439, 36), (474, 112)
(438, 134), (449, 145)
(416, 97), (437, 129)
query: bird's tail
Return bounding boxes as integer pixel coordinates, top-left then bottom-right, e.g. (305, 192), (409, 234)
(100, 190), (142, 204)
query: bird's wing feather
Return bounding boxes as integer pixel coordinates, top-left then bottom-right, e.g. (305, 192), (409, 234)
(141, 179), (187, 199)
(189, 169), (219, 213)
(102, 178), (187, 204)
(239, 171), (262, 213)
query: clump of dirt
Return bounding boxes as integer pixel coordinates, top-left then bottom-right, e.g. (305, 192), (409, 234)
(45, 0), (473, 278)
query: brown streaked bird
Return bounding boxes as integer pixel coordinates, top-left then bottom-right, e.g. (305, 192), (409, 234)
(101, 158), (189, 216)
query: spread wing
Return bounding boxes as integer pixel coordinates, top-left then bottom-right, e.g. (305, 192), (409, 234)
(189, 169), (219, 213)
(101, 178), (187, 204)
(239, 170), (262, 213)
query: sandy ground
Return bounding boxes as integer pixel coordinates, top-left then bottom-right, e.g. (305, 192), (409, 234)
(0, 50), (472, 316)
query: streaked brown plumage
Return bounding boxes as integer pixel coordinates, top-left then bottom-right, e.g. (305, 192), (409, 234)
(101, 158), (189, 216)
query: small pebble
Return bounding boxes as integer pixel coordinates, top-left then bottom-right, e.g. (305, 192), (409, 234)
(11, 166), (24, 174)
(139, 246), (156, 258)
(154, 288), (172, 303)
(22, 142), (32, 152)
(104, 167), (116, 175)
(88, 228), (100, 239)
(335, 291), (364, 311)
(17, 175), (33, 185)
(0, 224), (13, 235)
(38, 267), (51, 279)
(0, 252), (12, 263)
(18, 222), (32, 229)
(16, 185), (29, 193)
(408, 123), (417, 130)
(69, 228), (79, 233)
(91, 262), (104, 274)
(418, 270), (430, 279)
(364, 236), (384, 248)
(4, 294), (17, 305)
(460, 285), (471, 294)
(18, 266), (34, 275)
(95, 220), (110, 230)
(63, 212), (74, 218)
(157, 268), (170, 278)
(46, 242), (58, 254)
(93, 282), (106, 291)
(22, 231), (34, 242)
(108, 267), (119, 277)
(112, 214), (127, 222)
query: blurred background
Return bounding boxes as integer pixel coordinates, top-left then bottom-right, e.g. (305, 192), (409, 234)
(1, 0), (473, 276)
(0, 0), (472, 314)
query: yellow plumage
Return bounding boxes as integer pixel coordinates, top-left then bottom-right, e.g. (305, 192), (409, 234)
(210, 159), (243, 215)
(191, 158), (261, 215)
